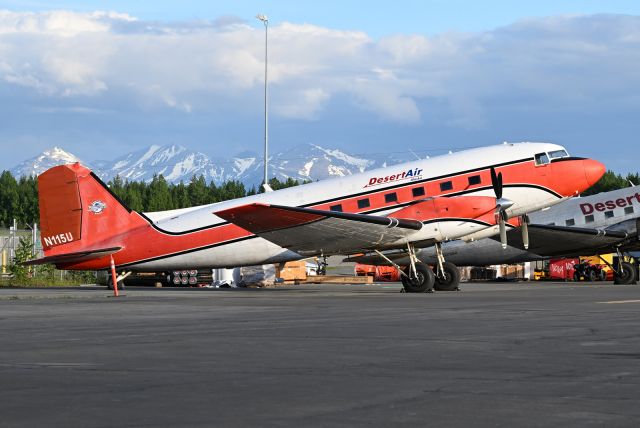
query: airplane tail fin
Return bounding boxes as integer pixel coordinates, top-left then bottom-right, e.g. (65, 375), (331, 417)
(36, 163), (144, 264)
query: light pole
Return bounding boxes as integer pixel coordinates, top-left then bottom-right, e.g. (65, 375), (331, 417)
(256, 14), (272, 192)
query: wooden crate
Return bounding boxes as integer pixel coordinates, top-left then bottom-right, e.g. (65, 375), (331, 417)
(277, 261), (308, 281)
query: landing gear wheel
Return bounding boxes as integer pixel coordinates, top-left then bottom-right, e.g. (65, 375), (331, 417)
(402, 263), (435, 293)
(587, 270), (597, 282)
(107, 277), (126, 290)
(433, 262), (461, 291)
(614, 262), (637, 285)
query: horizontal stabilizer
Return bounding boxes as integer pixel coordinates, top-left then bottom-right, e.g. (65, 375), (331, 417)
(22, 247), (122, 266)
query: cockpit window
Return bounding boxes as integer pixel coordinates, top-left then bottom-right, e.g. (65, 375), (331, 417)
(534, 152), (550, 165)
(548, 149), (569, 159)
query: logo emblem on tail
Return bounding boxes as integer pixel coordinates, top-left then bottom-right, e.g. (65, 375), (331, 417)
(88, 200), (107, 214)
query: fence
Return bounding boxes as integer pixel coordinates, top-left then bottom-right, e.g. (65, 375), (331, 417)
(1, 220), (43, 277)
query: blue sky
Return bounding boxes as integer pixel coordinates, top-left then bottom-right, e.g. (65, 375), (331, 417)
(0, 1), (639, 174)
(4, 1), (640, 36)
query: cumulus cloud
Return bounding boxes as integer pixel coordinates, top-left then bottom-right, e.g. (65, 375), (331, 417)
(0, 10), (639, 137)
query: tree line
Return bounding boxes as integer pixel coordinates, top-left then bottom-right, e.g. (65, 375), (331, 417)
(1, 168), (639, 228)
(0, 170), (304, 228)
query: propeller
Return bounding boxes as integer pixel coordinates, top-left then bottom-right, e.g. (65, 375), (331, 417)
(491, 167), (514, 249)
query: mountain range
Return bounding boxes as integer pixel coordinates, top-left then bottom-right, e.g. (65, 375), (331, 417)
(9, 144), (414, 187)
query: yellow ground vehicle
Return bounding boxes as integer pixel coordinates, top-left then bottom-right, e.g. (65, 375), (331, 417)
(533, 269), (548, 281)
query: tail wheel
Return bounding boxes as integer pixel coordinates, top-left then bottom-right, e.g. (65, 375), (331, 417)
(614, 262), (637, 285)
(433, 262), (461, 291)
(402, 263), (435, 293)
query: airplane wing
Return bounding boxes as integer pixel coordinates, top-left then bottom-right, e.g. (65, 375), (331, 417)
(499, 224), (629, 257)
(215, 203), (424, 256)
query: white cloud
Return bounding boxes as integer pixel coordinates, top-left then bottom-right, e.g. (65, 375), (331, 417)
(0, 10), (639, 128)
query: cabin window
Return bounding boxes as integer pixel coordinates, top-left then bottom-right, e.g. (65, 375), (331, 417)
(330, 204), (343, 212)
(585, 214), (594, 223)
(535, 152), (550, 165)
(384, 192), (398, 203)
(357, 198), (370, 209)
(412, 187), (425, 197)
(548, 149), (569, 159)
(439, 181), (453, 191)
(468, 175), (481, 185)
(605, 211), (614, 219)
(565, 219), (575, 226)
(625, 206), (634, 215)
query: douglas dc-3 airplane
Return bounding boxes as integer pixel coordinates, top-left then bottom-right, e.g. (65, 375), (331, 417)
(26, 142), (605, 293)
(350, 186), (640, 285)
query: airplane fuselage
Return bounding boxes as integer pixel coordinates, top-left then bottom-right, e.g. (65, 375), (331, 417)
(41, 142), (602, 271)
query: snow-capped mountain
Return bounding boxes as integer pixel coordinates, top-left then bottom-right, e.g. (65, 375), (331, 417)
(10, 143), (412, 187)
(237, 143), (375, 185)
(10, 147), (86, 178)
(94, 145), (223, 184)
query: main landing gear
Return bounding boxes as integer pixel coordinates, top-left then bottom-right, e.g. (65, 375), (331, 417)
(401, 263), (435, 293)
(613, 249), (638, 285)
(431, 242), (461, 291)
(376, 243), (461, 293)
(596, 249), (638, 285)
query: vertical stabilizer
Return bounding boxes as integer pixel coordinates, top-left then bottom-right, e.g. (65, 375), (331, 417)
(37, 163), (143, 258)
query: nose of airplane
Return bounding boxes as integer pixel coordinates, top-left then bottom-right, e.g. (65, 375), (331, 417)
(583, 159), (606, 187)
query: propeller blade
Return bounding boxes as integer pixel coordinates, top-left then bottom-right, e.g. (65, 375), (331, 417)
(490, 167), (502, 200)
(499, 217), (507, 249)
(521, 215), (529, 250)
(490, 167), (504, 200)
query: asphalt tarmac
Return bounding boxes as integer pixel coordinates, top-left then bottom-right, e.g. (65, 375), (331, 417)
(1, 282), (640, 427)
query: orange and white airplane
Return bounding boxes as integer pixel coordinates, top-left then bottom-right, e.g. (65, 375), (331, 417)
(27, 142), (604, 292)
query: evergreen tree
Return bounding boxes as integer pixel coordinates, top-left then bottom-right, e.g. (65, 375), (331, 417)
(188, 175), (209, 206)
(109, 175), (125, 200)
(124, 182), (145, 212)
(172, 181), (191, 208)
(16, 176), (39, 227)
(146, 174), (174, 211)
(218, 180), (246, 201)
(0, 171), (19, 227)
(208, 181), (220, 204)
